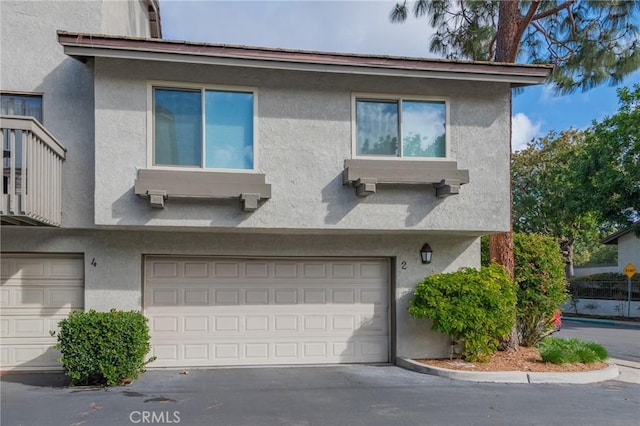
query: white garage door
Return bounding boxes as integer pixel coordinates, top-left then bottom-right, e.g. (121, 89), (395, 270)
(0, 254), (84, 370)
(144, 257), (389, 367)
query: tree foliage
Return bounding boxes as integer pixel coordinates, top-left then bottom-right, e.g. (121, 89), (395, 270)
(574, 84), (640, 225)
(511, 129), (602, 274)
(512, 84), (639, 270)
(390, 0), (640, 93)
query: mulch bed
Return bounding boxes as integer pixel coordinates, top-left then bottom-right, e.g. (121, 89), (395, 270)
(415, 346), (608, 373)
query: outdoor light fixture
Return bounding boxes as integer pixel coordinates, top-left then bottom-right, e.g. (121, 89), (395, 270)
(420, 243), (433, 264)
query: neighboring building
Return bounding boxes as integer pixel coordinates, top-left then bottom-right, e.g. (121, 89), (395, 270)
(602, 220), (640, 273)
(0, 1), (551, 370)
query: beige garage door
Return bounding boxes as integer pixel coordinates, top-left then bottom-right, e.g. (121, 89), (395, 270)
(0, 254), (84, 370)
(145, 257), (390, 367)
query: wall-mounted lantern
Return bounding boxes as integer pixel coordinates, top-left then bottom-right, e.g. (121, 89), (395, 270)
(420, 243), (433, 264)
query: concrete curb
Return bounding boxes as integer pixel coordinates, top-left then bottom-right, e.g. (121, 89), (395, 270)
(397, 358), (620, 384)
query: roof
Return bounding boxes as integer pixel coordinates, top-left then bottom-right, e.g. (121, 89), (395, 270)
(602, 220), (640, 244)
(56, 31), (553, 86)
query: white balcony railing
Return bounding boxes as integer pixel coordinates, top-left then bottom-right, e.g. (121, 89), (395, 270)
(1, 116), (66, 226)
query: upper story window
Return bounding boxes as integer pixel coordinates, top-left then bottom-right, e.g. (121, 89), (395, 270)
(152, 84), (255, 170)
(354, 95), (447, 159)
(1, 93), (43, 122)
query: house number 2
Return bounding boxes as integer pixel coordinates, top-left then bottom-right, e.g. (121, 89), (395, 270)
(401, 261), (407, 269)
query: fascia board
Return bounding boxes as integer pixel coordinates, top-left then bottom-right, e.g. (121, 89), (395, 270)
(62, 45), (549, 86)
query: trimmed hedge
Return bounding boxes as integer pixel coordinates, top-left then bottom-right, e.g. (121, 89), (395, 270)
(409, 264), (517, 362)
(52, 309), (155, 386)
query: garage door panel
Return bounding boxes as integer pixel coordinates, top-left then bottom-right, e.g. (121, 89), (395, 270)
(146, 260), (388, 282)
(145, 257), (389, 367)
(149, 336), (389, 367)
(146, 287), (386, 308)
(1, 255), (83, 371)
(6, 287), (83, 309)
(147, 311), (387, 336)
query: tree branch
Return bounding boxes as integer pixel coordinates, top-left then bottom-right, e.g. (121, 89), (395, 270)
(508, 0), (542, 61)
(459, 0), (472, 25)
(531, 0), (575, 21)
(532, 21), (576, 60)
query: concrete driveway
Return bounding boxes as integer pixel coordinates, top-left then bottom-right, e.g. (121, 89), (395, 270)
(2, 365), (639, 426)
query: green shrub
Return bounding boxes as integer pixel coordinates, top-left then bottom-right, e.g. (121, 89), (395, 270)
(537, 337), (608, 364)
(52, 309), (155, 386)
(514, 233), (569, 347)
(409, 264), (517, 362)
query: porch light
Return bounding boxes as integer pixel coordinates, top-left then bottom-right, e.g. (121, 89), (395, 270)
(420, 243), (433, 264)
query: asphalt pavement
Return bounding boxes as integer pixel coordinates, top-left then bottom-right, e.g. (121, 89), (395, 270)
(2, 364), (639, 426)
(2, 317), (639, 426)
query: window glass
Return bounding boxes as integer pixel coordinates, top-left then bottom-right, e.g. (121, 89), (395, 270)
(402, 100), (446, 158)
(154, 88), (202, 167)
(356, 97), (446, 158)
(356, 100), (399, 156)
(1, 94), (43, 190)
(1, 93), (43, 122)
(153, 86), (254, 170)
(205, 90), (253, 169)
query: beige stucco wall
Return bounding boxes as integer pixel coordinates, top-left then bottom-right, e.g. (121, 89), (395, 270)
(93, 58), (512, 234)
(1, 227), (480, 359)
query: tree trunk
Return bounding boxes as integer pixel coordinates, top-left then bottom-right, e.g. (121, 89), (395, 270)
(560, 238), (575, 278)
(490, 232), (519, 351)
(492, 0), (521, 352)
(495, 0), (521, 62)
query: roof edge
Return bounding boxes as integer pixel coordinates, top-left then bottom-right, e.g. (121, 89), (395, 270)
(601, 220), (640, 244)
(57, 31), (553, 84)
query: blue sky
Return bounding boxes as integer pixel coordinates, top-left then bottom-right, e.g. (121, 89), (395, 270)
(159, 0), (640, 151)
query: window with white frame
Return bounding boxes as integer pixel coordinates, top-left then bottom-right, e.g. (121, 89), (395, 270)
(355, 96), (447, 158)
(153, 86), (255, 170)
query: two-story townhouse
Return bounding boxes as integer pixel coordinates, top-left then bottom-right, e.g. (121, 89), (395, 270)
(1, 1), (552, 371)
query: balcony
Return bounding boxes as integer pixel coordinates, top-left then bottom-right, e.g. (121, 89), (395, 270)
(1, 116), (66, 226)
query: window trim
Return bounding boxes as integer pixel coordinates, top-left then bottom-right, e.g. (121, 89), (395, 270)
(351, 92), (450, 161)
(146, 80), (259, 173)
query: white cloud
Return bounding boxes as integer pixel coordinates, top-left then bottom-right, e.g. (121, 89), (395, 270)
(511, 113), (541, 152)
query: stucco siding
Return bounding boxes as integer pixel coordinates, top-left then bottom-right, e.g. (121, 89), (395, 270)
(101, 0), (151, 37)
(93, 58), (511, 233)
(1, 227), (480, 360)
(618, 233), (640, 271)
(1, 0), (103, 228)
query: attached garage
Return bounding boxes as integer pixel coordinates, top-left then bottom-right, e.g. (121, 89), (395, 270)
(144, 257), (390, 367)
(0, 254), (84, 370)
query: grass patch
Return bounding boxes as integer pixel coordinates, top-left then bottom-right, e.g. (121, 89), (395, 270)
(537, 337), (608, 364)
